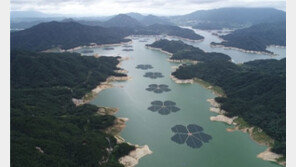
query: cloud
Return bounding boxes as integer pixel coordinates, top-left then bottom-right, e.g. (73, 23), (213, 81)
(10, 0), (286, 16)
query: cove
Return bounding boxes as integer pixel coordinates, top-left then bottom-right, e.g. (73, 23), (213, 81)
(85, 31), (285, 166)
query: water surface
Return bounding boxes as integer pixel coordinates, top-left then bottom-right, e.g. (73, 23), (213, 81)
(86, 35), (283, 166)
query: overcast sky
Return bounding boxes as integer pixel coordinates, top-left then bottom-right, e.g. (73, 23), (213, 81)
(10, 0), (286, 16)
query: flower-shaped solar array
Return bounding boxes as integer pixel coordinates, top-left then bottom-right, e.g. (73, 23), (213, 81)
(136, 64), (153, 70)
(171, 124), (212, 149)
(146, 84), (171, 93)
(143, 72), (164, 79)
(148, 100), (180, 115)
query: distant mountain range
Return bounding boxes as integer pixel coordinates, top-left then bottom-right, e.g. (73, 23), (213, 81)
(170, 7), (286, 29)
(11, 8), (286, 31)
(11, 13), (174, 30)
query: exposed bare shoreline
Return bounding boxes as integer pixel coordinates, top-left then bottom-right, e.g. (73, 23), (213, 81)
(71, 53), (152, 167)
(210, 43), (279, 56)
(42, 41), (133, 53)
(168, 66), (285, 166)
(206, 97), (285, 166)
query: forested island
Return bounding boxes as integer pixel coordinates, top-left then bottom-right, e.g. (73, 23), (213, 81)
(211, 21), (286, 54)
(11, 50), (135, 166)
(147, 39), (230, 62)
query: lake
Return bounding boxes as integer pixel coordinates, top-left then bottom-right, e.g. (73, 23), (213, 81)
(82, 29), (285, 167)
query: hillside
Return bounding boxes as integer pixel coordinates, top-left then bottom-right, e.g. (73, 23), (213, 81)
(139, 15), (173, 26)
(11, 50), (134, 166)
(11, 21), (205, 51)
(103, 14), (142, 28)
(172, 58), (286, 156)
(10, 21), (131, 51)
(171, 7), (286, 29)
(211, 21), (286, 53)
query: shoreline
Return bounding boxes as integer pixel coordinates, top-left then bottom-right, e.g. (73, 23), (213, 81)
(210, 43), (278, 56)
(145, 46), (173, 56)
(72, 54), (152, 167)
(170, 75), (194, 84)
(167, 35), (204, 43)
(41, 41), (133, 53)
(67, 41), (133, 52)
(207, 98), (285, 166)
(169, 70), (285, 166)
(168, 58), (198, 64)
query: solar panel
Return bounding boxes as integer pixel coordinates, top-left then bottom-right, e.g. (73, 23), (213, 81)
(147, 100), (180, 115)
(171, 124), (212, 149)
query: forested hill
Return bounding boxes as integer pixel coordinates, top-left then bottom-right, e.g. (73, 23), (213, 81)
(11, 21), (203, 51)
(147, 39), (230, 62)
(10, 21), (132, 51)
(103, 14), (143, 28)
(11, 50), (134, 166)
(211, 21), (286, 53)
(172, 58), (286, 156)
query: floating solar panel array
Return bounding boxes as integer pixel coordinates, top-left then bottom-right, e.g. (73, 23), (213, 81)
(122, 45), (133, 48)
(136, 64), (153, 70)
(103, 47), (114, 50)
(148, 100), (180, 115)
(146, 84), (171, 93)
(122, 49), (134, 51)
(171, 124), (212, 149)
(143, 72), (164, 79)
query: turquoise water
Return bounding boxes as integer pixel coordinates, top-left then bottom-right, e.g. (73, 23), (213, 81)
(85, 31), (285, 167)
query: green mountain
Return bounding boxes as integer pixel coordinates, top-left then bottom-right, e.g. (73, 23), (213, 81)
(139, 15), (174, 26)
(103, 14), (143, 28)
(11, 50), (134, 166)
(11, 21), (131, 51)
(11, 20), (204, 51)
(211, 21), (286, 53)
(126, 12), (146, 21)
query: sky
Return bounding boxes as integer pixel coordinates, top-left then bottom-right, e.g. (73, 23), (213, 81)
(10, 0), (286, 16)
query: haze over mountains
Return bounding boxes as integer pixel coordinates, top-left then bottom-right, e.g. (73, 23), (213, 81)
(11, 7), (286, 53)
(11, 7), (285, 30)
(172, 7), (285, 29)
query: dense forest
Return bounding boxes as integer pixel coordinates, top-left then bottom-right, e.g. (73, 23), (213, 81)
(10, 21), (132, 51)
(11, 50), (134, 167)
(147, 39), (230, 62)
(11, 20), (203, 51)
(172, 58), (286, 156)
(211, 21), (286, 53)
